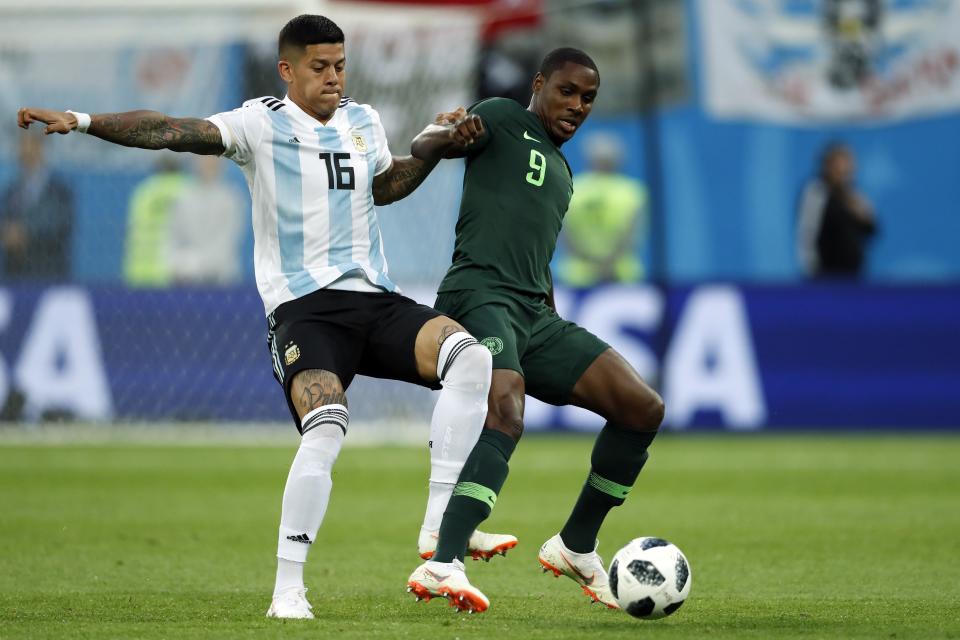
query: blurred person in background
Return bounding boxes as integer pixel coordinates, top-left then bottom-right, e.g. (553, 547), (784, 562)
(123, 155), (187, 287)
(557, 132), (647, 287)
(797, 142), (877, 279)
(0, 133), (73, 281)
(167, 155), (245, 285)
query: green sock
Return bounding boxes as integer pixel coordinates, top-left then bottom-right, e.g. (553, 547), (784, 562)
(559, 424), (656, 553)
(433, 429), (517, 563)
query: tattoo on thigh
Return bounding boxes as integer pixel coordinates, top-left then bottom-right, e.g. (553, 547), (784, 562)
(437, 323), (463, 346)
(294, 369), (347, 414)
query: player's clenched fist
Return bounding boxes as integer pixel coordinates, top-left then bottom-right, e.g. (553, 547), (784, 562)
(433, 107), (484, 147)
(434, 107), (467, 125)
(412, 107), (485, 160)
(449, 113), (484, 148)
(17, 107), (78, 135)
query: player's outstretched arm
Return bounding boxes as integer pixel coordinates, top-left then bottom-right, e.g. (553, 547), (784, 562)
(411, 108), (485, 162)
(17, 107), (224, 155)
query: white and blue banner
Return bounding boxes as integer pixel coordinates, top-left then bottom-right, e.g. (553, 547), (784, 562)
(699, 0), (960, 123)
(0, 284), (957, 430)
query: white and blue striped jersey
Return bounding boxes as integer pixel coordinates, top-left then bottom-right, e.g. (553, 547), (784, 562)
(207, 95), (398, 315)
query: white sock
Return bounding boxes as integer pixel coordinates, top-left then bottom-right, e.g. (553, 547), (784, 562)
(274, 558), (304, 596)
(421, 481), (454, 533)
(421, 333), (492, 533)
(273, 405), (347, 595)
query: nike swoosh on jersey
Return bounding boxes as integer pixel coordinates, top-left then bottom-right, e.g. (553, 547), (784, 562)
(523, 131), (541, 143)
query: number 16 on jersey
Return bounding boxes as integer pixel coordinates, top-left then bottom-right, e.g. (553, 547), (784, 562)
(320, 152), (355, 190)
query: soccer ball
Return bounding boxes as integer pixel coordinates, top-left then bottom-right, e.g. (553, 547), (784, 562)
(609, 537), (691, 619)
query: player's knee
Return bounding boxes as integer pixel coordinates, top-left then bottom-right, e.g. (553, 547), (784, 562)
(645, 392), (666, 430)
(485, 393), (524, 443)
(485, 418), (524, 443)
(297, 415), (346, 475)
(442, 341), (492, 392)
(616, 389), (665, 432)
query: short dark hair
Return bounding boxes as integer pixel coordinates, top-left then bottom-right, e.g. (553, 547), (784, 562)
(278, 15), (345, 58)
(539, 47), (599, 79)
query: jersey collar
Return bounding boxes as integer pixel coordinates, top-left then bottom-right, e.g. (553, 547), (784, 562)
(283, 95), (343, 127)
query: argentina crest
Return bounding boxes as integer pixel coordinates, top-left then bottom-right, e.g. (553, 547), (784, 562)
(284, 342), (301, 366)
(352, 133), (367, 152)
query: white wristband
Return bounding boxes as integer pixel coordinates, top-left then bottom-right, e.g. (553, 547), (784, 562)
(66, 110), (91, 134)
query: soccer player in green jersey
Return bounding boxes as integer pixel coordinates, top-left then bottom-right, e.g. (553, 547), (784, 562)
(405, 48), (665, 612)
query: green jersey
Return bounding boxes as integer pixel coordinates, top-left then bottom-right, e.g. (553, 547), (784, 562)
(437, 98), (573, 299)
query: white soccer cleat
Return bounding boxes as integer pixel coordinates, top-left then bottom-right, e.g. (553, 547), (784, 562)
(266, 587), (314, 619)
(406, 558), (490, 613)
(538, 533), (620, 609)
(418, 528), (518, 561)
(467, 530), (519, 561)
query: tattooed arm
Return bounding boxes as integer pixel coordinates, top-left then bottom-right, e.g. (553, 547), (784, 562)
(17, 107), (224, 155)
(369, 107), (490, 206)
(371, 155), (439, 206)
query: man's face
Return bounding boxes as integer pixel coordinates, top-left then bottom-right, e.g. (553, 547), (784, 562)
(279, 43), (346, 120)
(533, 62), (599, 144)
(825, 149), (855, 186)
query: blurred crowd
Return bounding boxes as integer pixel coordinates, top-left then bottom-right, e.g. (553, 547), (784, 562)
(1, 128), (878, 288)
(1, 134), (246, 287)
(5, 0), (957, 289)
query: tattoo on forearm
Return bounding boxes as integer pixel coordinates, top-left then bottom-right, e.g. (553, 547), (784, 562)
(389, 163), (427, 187)
(89, 111), (223, 155)
(293, 369), (347, 415)
(373, 156), (436, 204)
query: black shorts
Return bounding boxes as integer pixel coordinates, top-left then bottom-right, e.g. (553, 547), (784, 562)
(436, 289), (608, 406)
(266, 288), (443, 429)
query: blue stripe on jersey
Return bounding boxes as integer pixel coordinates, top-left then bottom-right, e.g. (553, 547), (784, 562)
(345, 106), (397, 292)
(317, 126), (354, 267)
(266, 109), (319, 297)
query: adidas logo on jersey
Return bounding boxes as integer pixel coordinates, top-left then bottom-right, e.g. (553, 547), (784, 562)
(288, 136), (300, 144)
(286, 533), (312, 544)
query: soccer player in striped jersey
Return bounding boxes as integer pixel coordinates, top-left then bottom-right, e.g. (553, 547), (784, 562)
(17, 14), (514, 620)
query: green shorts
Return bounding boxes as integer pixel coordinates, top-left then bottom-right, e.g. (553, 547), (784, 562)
(435, 289), (609, 406)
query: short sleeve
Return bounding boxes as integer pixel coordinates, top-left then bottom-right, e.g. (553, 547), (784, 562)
(206, 101), (267, 166)
(366, 107), (393, 176)
(464, 98), (517, 155)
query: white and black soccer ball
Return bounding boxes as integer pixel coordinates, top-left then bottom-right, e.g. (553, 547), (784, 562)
(609, 537), (691, 619)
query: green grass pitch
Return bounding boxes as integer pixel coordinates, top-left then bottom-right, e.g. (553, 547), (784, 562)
(2, 434), (959, 639)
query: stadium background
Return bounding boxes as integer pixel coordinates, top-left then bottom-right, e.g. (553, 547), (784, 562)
(0, 0), (958, 432)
